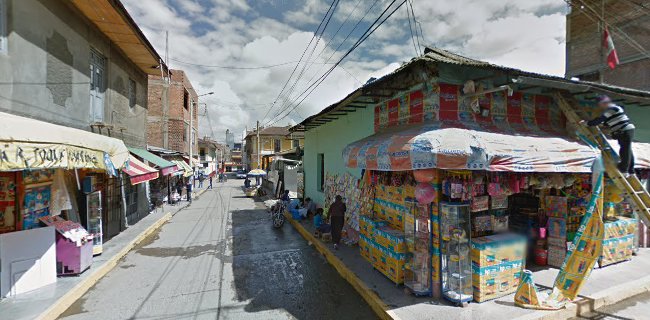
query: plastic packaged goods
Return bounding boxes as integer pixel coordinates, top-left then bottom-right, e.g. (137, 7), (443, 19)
(470, 234), (527, 302)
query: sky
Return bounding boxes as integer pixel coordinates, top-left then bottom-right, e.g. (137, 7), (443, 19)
(123, 0), (569, 142)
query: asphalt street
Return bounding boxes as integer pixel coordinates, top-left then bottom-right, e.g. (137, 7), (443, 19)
(58, 180), (377, 320)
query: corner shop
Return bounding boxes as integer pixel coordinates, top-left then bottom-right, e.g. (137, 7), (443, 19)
(293, 47), (650, 306)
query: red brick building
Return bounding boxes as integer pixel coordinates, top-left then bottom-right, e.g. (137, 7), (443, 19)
(146, 69), (199, 155)
(565, 0), (650, 90)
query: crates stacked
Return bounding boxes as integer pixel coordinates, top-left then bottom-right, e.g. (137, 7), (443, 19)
(470, 233), (527, 302)
(358, 215), (406, 284)
(545, 196), (568, 268)
(599, 217), (637, 267)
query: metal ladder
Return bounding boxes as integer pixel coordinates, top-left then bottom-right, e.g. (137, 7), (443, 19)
(554, 93), (650, 227)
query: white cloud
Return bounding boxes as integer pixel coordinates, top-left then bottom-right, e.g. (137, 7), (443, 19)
(124, 0), (569, 141)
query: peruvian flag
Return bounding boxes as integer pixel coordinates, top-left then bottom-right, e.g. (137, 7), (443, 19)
(603, 27), (619, 69)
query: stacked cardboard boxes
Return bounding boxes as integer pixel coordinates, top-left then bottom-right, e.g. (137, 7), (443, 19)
(470, 233), (526, 302)
(359, 215), (406, 284)
(545, 196), (568, 268)
(599, 217), (637, 267)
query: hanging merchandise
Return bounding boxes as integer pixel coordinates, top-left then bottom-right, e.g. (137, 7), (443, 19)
(414, 169), (438, 183)
(415, 182), (436, 204)
(50, 169), (73, 216)
(0, 173), (17, 234)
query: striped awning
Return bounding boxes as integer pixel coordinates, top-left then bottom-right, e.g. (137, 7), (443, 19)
(129, 147), (178, 176)
(123, 155), (159, 185)
(171, 158), (193, 177)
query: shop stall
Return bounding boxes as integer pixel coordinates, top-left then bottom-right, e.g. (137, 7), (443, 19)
(0, 112), (129, 298)
(337, 81), (650, 306)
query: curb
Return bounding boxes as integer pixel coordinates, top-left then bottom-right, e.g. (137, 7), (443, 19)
(37, 188), (209, 320)
(286, 211), (650, 320)
(284, 213), (394, 320)
(515, 273), (650, 320)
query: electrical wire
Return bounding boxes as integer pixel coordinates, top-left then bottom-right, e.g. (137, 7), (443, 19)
(266, 0), (407, 127)
(272, 0), (341, 122)
(267, 0), (382, 123)
(275, 0), (363, 115)
(261, 0), (340, 123)
(408, 0), (423, 54)
(405, 0), (420, 56)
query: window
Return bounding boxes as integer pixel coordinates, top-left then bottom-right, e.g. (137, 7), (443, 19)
(128, 79), (136, 110)
(183, 123), (188, 141)
(317, 153), (324, 192)
(0, 0), (6, 53)
(274, 139), (281, 152)
(89, 49), (106, 122)
(183, 90), (189, 110)
(292, 139), (299, 148)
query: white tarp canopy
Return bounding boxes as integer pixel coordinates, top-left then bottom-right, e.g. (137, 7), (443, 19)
(0, 111), (129, 171)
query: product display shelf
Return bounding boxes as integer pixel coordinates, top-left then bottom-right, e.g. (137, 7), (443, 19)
(404, 199), (433, 296)
(440, 202), (473, 306)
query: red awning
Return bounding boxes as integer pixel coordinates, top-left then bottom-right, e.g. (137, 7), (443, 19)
(122, 155), (159, 185)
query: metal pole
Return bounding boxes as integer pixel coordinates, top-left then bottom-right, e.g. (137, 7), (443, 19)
(256, 120), (260, 169)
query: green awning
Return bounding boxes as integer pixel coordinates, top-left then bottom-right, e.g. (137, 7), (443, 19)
(128, 147), (176, 169)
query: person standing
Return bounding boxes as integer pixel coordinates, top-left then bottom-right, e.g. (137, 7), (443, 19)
(198, 173), (204, 188)
(176, 179), (183, 203)
(186, 178), (193, 203)
(329, 195), (346, 249)
(208, 174), (213, 189)
(581, 95), (636, 176)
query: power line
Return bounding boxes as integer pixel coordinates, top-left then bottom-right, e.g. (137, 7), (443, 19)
(276, 0), (363, 111)
(169, 58), (296, 69)
(405, 0), (420, 56)
(408, 0), (423, 54)
(267, 0), (382, 123)
(267, 0), (407, 127)
(261, 0), (339, 124)
(271, 0), (341, 123)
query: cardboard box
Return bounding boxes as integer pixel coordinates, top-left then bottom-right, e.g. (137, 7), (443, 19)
(547, 244), (566, 267)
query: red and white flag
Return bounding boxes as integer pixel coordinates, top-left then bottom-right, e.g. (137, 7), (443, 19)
(603, 26), (619, 69)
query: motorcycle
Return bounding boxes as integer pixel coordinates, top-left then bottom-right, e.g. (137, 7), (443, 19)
(270, 200), (286, 228)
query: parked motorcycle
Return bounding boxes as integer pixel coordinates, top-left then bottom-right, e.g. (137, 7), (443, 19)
(270, 200), (286, 228)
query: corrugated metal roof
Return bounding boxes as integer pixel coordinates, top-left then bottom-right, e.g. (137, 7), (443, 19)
(291, 46), (650, 132)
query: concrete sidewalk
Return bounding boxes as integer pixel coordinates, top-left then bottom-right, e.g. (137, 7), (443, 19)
(288, 217), (650, 320)
(0, 189), (207, 320)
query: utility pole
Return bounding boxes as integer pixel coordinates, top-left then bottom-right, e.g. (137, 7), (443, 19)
(256, 120), (260, 169)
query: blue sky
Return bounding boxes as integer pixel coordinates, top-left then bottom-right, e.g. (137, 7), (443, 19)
(124, 0), (568, 141)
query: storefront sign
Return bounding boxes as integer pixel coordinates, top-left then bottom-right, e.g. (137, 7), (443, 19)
(373, 81), (566, 134)
(0, 143), (107, 171)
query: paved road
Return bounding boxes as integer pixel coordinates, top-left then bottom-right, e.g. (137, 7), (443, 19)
(569, 291), (650, 320)
(59, 180), (376, 320)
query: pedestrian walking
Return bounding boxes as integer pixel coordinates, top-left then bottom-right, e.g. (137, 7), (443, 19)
(208, 175), (213, 189)
(186, 178), (193, 203)
(329, 195), (346, 250)
(581, 95), (636, 176)
(198, 173), (204, 188)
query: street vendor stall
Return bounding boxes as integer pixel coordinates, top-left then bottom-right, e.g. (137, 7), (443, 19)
(338, 82), (650, 305)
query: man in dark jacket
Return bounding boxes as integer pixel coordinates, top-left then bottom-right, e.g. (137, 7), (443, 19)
(329, 195), (346, 249)
(582, 95), (636, 176)
(186, 178), (193, 203)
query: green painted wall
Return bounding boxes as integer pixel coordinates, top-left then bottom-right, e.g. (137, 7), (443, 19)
(624, 105), (650, 143)
(303, 106), (374, 205)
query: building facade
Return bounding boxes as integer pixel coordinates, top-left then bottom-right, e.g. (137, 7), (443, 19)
(244, 126), (304, 170)
(0, 0), (164, 240)
(566, 0), (650, 142)
(198, 137), (219, 177)
(146, 69), (199, 156)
